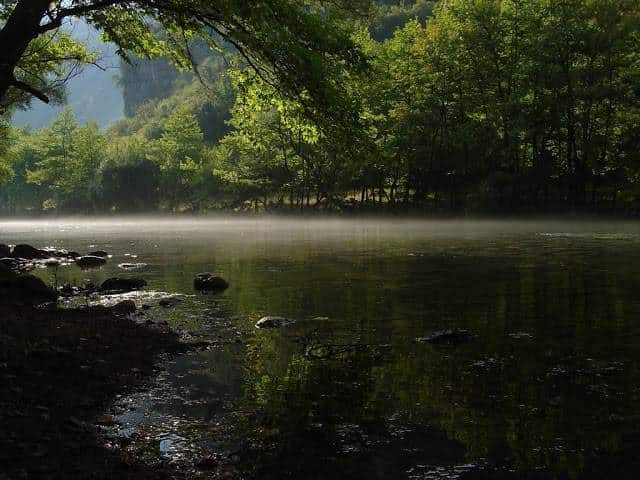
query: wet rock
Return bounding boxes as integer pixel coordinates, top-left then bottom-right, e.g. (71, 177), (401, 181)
(194, 273), (229, 292)
(88, 250), (109, 258)
(76, 256), (107, 269)
(43, 258), (61, 268)
(0, 244), (10, 257)
(159, 296), (182, 308)
(0, 257), (20, 270)
(98, 277), (147, 294)
(111, 300), (137, 315)
(41, 247), (74, 258)
(0, 269), (58, 305)
(416, 329), (473, 345)
(59, 283), (82, 297)
(142, 303), (152, 310)
(255, 316), (293, 329)
(11, 244), (46, 260)
(118, 262), (147, 270)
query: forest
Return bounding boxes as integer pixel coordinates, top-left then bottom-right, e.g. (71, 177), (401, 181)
(1, 0), (640, 214)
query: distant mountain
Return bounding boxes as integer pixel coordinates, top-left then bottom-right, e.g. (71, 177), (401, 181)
(11, 21), (124, 129)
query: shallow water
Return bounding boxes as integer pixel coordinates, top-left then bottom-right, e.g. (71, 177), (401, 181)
(3, 217), (640, 479)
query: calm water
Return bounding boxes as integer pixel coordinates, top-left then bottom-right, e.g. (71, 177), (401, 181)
(2, 218), (640, 479)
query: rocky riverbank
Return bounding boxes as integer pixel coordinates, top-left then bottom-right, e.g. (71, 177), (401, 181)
(0, 243), (196, 479)
(0, 302), (190, 479)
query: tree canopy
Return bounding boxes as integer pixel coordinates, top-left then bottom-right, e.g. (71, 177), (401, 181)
(2, 0), (640, 214)
(0, 0), (371, 115)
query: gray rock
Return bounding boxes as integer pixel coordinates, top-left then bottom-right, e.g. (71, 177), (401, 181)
(98, 277), (147, 294)
(76, 256), (107, 269)
(255, 316), (293, 329)
(11, 244), (46, 259)
(194, 273), (229, 292)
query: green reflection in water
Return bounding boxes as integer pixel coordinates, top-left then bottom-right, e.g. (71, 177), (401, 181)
(3, 219), (640, 478)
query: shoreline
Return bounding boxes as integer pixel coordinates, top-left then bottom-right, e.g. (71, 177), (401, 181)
(0, 208), (640, 221)
(0, 303), (187, 479)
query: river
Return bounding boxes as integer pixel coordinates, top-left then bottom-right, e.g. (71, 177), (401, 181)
(2, 217), (640, 479)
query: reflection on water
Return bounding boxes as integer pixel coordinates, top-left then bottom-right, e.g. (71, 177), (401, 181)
(2, 218), (640, 479)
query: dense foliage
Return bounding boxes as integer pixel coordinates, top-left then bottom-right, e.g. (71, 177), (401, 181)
(2, 0), (640, 214)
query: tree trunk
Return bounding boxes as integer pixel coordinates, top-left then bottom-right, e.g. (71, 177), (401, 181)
(0, 1), (51, 107)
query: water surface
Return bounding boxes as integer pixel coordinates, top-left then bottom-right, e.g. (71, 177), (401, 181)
(2, 218), (640, 479)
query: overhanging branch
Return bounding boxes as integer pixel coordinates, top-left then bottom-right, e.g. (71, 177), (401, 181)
(10, 78), (50, 104)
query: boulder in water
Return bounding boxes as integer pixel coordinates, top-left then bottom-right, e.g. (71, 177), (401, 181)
(11, 244), (45, 260)
(255, 316), (293, 329)
(98, 277), (147, 294)
(194, 273), (229, 292)
(88, 250), (109, 258)
(76, 256), (107, 269)
(0, 244), (10, 258)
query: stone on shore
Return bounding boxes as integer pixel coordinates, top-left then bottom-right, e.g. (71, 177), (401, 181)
(0, 264), (58, 305)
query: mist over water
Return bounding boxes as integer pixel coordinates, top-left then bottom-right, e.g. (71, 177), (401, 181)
(3, 217), (640, 479)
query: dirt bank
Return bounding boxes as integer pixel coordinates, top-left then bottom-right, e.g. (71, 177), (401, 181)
(0, 304), (187, 479)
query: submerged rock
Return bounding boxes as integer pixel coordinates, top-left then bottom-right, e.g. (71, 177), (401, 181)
(159, 296), (182, 308)
(0, 266), (58, 305)
(11, 244), (45, 260)
(98, 277), (147, 294)
(255, 316), (294, 329)
(416, 329), (474, 345)
(194, 273), (229, 292)
(76, 256), (107, 269)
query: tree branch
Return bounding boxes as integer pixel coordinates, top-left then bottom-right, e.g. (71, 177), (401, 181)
(10, 77), (50, 103)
